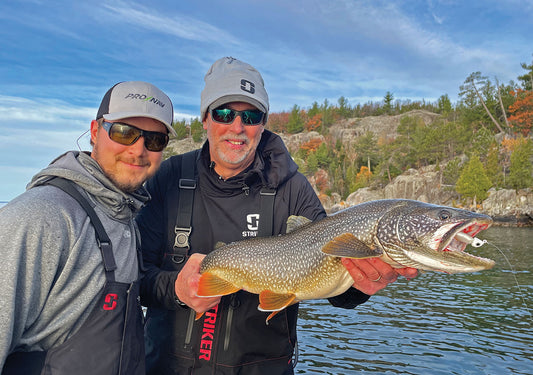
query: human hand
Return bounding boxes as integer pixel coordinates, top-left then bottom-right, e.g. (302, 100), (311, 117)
(341, 257), (418, 295)
(175, 253), (221, 313)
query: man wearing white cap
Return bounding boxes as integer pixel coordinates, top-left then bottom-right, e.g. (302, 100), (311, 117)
(0, 81), (174, 374)
(137, 58), (417, 374)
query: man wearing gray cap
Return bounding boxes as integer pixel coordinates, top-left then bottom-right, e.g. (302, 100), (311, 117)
(0, 81), (174, 374)
(137, 58), (417, 374)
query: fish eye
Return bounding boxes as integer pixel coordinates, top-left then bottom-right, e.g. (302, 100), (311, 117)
(439, 210), (451, 220)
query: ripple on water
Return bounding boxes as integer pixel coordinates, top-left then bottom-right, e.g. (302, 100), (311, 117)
(295, 232), (533, 375)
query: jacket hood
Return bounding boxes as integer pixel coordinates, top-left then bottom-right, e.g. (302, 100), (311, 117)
(28, 151), (150, 220)
(252, 130), (299, 189)
(200, 130), (299, 195)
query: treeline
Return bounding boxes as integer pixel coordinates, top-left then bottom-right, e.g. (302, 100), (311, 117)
(171, 57), (533, 202)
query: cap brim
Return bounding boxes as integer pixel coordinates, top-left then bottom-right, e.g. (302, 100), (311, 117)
(209, 95), (267, 114)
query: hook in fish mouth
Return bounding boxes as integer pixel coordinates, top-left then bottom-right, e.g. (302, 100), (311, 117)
(436, 221), (491, 253)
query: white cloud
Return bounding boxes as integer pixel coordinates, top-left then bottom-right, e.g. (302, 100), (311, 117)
(0, 95), (93, 127)
(100, 1), (242, 46)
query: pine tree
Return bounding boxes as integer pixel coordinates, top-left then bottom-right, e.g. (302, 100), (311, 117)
(508, 138), (533, 189)
(456, 155), (492, 202)
(287, 105), (304, 134)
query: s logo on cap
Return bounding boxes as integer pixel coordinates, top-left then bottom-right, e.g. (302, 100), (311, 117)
(240, 79), (255, 94)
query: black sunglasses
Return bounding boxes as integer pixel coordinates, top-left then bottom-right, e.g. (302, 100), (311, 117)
(210, 107), (265, 126)
(101, 121), (169, 152)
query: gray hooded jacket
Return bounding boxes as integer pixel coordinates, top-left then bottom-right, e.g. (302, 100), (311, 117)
(0, 151), (149, 367)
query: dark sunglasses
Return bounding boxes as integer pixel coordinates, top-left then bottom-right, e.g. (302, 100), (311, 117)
(101, 121), (169, 152)
(210, 107), (265, 126)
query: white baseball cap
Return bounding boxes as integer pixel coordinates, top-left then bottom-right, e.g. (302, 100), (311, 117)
(97, 81), (176, 136)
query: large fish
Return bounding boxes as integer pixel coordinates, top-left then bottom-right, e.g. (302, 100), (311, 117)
(197, 199), (494, 321)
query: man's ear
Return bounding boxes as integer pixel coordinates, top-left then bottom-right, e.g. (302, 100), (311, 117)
(90, 120), (100, 144)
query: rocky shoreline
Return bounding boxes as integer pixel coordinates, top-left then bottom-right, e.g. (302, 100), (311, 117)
(318, 166), (533, 227)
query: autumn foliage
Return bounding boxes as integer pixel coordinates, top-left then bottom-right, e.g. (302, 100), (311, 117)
(508, 89), (533, 136)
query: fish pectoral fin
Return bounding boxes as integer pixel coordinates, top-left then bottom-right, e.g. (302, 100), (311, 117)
(258, 290), (296, 312)
(195, 312), (204, 321)
(197, 272), (241, 297)
(321, 233), (382, 258)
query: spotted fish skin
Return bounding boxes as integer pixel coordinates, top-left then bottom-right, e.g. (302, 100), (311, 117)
(198, 199), (494, 319)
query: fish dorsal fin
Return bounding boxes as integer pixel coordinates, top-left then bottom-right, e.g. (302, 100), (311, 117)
(214, 241), (226, 249)
(258, 290), (296, 312)
(197, 272), (240, 297)
(286, 215), (312, 233)
(321, 233), (382, 258)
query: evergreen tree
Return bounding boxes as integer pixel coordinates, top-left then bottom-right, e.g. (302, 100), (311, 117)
(308, 101), (320, 118)
(485, 142), (503, 187)
(172, 119), (189, 140)
(287, 104), (304, 133)
(315, 142), (330, 168)
(384, 91), (394, 114)
(306, 152), (318, 174)
(437, 94), (452, 115)
(337, 96), (351, 118)
(456, 155), (492, 202)
(190, 118), (204, 142)
(508, 138), (533, 189)
(517, 57), (533, 90)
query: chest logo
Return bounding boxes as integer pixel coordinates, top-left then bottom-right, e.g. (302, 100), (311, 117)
(246, 214), (260, 231)
(103, 293), (118, 310)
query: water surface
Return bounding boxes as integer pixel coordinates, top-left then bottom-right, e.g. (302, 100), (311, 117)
(296, 227), (533, 374)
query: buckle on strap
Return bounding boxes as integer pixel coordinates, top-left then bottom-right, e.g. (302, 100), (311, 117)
(174, 226), (191, 249)
(179, 178), (196, 189)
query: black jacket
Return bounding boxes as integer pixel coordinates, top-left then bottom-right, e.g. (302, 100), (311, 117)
(137, 130), (369, 374)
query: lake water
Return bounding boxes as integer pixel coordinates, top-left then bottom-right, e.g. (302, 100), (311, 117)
(295, 227), (533, 375)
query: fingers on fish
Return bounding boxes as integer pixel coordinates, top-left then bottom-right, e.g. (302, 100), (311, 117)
(197, 272), (240, 297)
(258, 290), (297, 323)
(321, 233), (382, 258)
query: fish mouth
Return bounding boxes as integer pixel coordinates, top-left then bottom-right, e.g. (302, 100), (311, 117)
(431, 218), (494, 266)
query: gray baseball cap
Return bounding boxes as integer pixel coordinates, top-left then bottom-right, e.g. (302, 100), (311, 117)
(97, 81), (176, 136)
(200, 57), (269, 122)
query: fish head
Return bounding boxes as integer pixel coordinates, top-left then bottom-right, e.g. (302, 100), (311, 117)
(376, 200), (494, 273)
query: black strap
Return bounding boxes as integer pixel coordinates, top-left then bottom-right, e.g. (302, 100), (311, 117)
(258, 187), (276, 237)
(2, 351), (46, 375)
(172, 150), (199, 263)
(46, 178), (117, 276)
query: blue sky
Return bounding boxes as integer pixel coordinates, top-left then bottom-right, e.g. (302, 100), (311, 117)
(0, 0), (531, 201)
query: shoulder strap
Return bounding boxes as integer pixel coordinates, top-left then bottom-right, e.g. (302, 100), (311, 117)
(172, 150), (199, 262)
(46, 177), (117, 278)
(258, 187), (276, 237)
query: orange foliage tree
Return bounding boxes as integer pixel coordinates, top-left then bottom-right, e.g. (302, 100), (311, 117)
(299, 138), (324, 154)
(508, 89), (533, 136)
(355, 166), (372, 185)
(266, 112), (289, 133)
(305, 113), (322, 132)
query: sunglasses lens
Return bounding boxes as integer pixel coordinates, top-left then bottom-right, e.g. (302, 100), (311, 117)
(211, 108), (264, 125)
(241, 110), (264, 125)
(144, 133), (169, 152)
(106, 122), (168, 151)
(109, 123), (140, 145)
(212, 108), (235, 124)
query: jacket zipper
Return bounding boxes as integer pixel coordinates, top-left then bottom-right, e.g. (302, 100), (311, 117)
(118, 283), (135, 374)
(223, 294), (238, 351)
(184, 308), (196, 350)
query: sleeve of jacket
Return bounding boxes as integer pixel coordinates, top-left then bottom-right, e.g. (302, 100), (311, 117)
(137, 158), (181, 310)
(287, 173), (371, 309)
(0, 195), (66, 367)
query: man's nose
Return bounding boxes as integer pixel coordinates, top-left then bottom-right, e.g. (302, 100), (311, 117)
(229, 114), (246, 132)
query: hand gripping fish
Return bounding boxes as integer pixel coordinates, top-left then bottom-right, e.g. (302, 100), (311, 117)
(197, 199), (494, 321)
